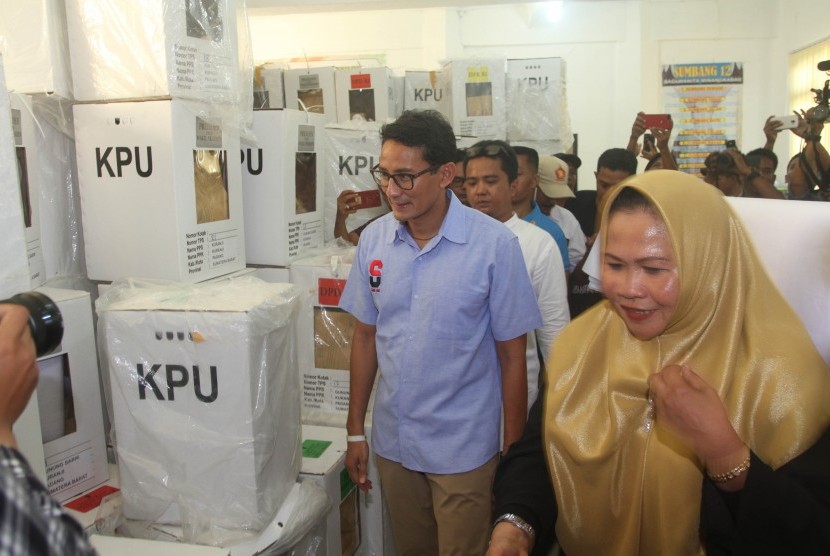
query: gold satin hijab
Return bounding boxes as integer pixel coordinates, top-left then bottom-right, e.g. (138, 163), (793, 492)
(544, 170), (830, 555)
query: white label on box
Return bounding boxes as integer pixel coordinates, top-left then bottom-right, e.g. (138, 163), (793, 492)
(299, 74), (321, 89)
(208, 228), (241, 268)
(45, 441), (95, 495)
(302, 371), (350, 412)
(298, 125), (315, 152)
(196, 118), (223, 149)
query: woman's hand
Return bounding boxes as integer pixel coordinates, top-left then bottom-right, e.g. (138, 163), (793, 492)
(647, 365), (746, 476)
(337, 190), (361, 217)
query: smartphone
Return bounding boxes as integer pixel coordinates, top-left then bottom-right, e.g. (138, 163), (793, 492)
(643, 133), (655, 152)
(355, 189), (382, 209)
(724, 139), (737, 150)
(642, 114), (672, 130)
(772, 114), (799, 130)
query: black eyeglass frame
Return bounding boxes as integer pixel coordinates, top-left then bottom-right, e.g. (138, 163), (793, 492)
(370, 164), (441, 191)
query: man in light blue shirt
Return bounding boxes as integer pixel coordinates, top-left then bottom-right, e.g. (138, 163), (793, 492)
(340, 110), (542, 556)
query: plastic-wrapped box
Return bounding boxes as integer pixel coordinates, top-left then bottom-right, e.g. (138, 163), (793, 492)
(9, 93), (46, 287)
(73, 99), (245, 282)
(14, 288), (109, 503)
(0, 55), (30, 298)
(321, 121), (389, 242)
(506, 57), (572, 147)
(0, 0), (73, 98)
(98, 276), (302, 534)
(438, 59), (506, 139)
(404, 70), (445, 112)
(253, 62), (285, 110)
(334, 67), (401, 124)
(65, 0), (244, 105)
(241, 108), (326, 266)
(288, 245), (357, 422)
(284, 67), (338, 124)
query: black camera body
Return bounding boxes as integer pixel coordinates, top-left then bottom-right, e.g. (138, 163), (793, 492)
(810, 80), (830, 123)
(1, 292), (63, 357)
(714, 152), (737, 173)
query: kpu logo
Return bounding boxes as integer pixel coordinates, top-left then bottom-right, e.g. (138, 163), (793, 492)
(369, 259), (383, 292)
(413, 88), (442, 102)
(136, 363), (218, 403)
(240, 148), (263, 175)
(96, 146), (153, 178)
(339, 155), (376, 176)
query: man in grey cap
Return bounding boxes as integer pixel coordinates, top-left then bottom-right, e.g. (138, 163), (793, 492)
(536, 156), (586, 271)
(554, 152), (581, 192)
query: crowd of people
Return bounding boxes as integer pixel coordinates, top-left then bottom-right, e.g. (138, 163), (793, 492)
(2, 104), (828, 555)
(338, 108), (830, 556)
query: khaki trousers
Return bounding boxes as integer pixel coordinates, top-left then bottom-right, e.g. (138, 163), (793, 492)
(375, 453), (498, 556)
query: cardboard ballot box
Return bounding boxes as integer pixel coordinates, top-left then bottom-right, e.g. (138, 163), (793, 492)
(9, 93), (46, 287)
(289, 247), (356, 422)
(506, 57), (572, 145)
(65, 0), (240, 102)
(0, 0), (73, 98)
(300, 425), (360, 556)
(74, 99), (245, 282)
(99, 277), (302, 530)
(241, 109), (326, 266)
(14, 288), (109, 503)
(0, 56), (30, 297)
(253, 63), (285, 110)
(335, 67), (401, 123)
(284, 67), (338, 124)
(439, 59), (506, 139)
(404, 70), (445, 112)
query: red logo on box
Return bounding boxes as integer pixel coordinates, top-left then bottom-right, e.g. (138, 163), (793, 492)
(64, 485), (120, 513)
(351, 74), (372, 89)
(319, 278), (347, 306)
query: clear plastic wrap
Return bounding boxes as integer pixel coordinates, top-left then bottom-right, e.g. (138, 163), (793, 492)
(96, 275), (303, 545)
(287, 242), (358, 423)
(506, 57), (573, 147)
(321, 120), (389, 240)
(0, 55), (31, 298)
(0, 0), (73, 98)
(64, 0), (253, 136)
(438, 58), (507, 139)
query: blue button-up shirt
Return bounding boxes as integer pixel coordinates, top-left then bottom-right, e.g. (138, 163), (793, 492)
(340, 192), (542, 474)
(524, 201), (571, 270)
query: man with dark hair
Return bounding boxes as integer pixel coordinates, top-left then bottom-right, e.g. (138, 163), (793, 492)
(465, 140), (569, 410)
(565, 147), (637, 238)
(449, 147), (469, 206)
(340, 110), (542, 556)
(509, 145), (570, 270)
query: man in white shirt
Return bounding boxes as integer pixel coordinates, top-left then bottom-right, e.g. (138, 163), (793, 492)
(536, 156), (587, 271)
(465, 140), (570, 405)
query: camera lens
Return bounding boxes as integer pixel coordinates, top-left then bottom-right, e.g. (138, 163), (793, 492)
(1, 292), (64, 357)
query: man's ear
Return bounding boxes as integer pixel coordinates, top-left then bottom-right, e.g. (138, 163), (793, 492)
(534, 173), (540, 187)
(439, 162), (456, 190)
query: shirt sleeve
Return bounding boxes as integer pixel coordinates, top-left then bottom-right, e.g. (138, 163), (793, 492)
(489, 234), (544, 341)
(531, 240), (570, 364)
(700, 425), (830, 553)
(0, 446), (97, 556)
(339, 240), (378, 326)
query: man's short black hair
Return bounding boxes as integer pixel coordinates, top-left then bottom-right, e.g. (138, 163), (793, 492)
(380, 110), (457, 166)
(746, 147), (778, 171)
(512, 146), (540, 173)
(597, 148), (638, 176)
(464, 140), (519, 183)
(454, 148), (467, 164)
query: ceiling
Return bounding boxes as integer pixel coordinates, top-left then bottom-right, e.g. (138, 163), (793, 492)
(247, 0), (568, 15)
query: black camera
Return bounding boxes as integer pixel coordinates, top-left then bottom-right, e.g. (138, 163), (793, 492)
(1, 292), (63, 357)
(714, 152), (737, 173)
(810, 80), (830, 123)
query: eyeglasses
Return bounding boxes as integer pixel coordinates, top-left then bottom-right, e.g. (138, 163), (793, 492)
(465, 143), (512, 159)
(370, 164), (439, 190)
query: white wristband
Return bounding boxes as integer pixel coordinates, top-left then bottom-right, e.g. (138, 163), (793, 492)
(347, 435), (367, 443)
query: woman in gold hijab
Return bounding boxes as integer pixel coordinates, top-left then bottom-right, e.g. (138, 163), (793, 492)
(488, 170), (830, 555)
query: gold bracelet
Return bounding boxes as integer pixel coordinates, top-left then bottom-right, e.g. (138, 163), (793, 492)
(707, 455), (751, 483)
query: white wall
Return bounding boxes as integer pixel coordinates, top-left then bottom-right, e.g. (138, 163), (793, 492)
(249, 0), (829, 188)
